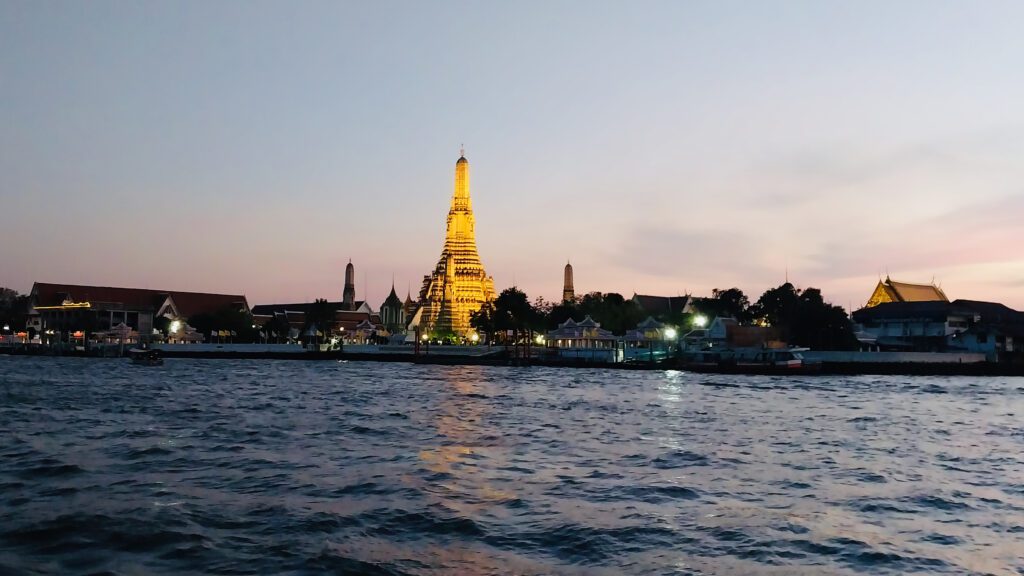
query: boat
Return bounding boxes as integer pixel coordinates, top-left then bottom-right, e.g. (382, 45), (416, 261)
(680, 347), (821, 374)
(128, 347), (164, 366)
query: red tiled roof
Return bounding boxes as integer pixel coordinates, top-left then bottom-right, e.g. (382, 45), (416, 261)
(30, 282), (248, 318)
(168, 291), (248, 317)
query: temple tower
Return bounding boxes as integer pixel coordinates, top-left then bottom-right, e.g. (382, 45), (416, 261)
(418, 150), (496, 337)
(343, 260), (355, 310)
(563, 261), (575, 302)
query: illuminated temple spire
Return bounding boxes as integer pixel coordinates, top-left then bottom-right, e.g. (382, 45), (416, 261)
(417, 150), (496, 337)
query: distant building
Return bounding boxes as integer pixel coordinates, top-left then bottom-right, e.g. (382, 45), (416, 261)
(631, 294), (694, 320)
(416, 151), (496, 337)
(343, 260), (356, 310)
(251, 300), (380, 343)
(562, 262), (575, 302)
(866, 276), (948, 308)
(379, 283), (407, 336)
(27, 282), (248, 343)
(852, 299), (1024, 360)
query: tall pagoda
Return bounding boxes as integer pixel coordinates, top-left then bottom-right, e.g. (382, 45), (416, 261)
(417, 150), (496, 337)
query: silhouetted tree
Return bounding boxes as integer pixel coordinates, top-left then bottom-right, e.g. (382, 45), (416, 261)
(470, 301), (496, 344)
(0, 288), (30, 331)
(188, 305), (258, 343)
(263, 315), (292, 342)
(577, 292), (645, 334)
(751, 283), (857, 350)
(695, 287), (751, 323)
(306, 298), (336, 337)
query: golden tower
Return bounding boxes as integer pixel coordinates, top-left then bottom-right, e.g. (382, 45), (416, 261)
(418, 150), (496, 337)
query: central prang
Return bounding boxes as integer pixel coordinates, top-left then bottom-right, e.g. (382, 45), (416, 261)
(415, 151), (496, 338)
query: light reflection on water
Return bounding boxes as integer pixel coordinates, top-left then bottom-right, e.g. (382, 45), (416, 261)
(0, 357), (1022, 575)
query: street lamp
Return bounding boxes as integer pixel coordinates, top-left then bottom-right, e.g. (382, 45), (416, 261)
(693, 315), (708, 328)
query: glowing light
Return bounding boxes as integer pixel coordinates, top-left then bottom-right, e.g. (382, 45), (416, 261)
(693, 315), (708, 328)
(421, 334), (429, 341)
(470, 333), (479, 343)
(664, 327), (677, 339)
(34, 301), (91, 310)
(534, 334), (545, 344)
(169, 320), (182, 333)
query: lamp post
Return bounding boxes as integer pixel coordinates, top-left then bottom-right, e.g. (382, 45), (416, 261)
(664, 327), (678, 359)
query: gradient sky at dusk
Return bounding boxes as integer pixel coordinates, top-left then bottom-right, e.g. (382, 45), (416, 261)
(2, 1), (1023, 310)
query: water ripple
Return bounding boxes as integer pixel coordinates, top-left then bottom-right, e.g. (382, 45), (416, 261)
(1, 357), (1022, 575)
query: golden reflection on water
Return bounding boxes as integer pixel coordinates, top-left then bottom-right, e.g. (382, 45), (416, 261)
(401, 367), (525, 574)
(416, 367), (515, 507)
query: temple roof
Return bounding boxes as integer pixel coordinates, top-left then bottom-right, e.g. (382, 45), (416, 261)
(884, 279), (948, 302)
(30, 282), (248, 317)
(632, 294), (693, 316)
(251, 300), (368, 315)
(383, 285), (403, 308)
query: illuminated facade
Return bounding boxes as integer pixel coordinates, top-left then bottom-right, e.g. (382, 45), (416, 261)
(417, 151), (496, 337)
(866, 276), (949, 308)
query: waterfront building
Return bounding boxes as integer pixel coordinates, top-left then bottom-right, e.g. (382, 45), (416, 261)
(865, 276), (948, 308)
(415, 151), (496, 337)
(544, 316), (621, 362)
(251, 300), (380, 343)
(562, 262), (575, 302)
(853, 299), (1024, 360)
(680, 316), (784, 353)
(624, 316), (677, 361)
(27, 282), (249, 344)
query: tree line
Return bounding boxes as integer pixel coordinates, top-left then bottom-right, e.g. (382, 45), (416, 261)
(470, 283), (858, 350)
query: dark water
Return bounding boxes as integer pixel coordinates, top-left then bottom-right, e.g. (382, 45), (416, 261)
(1, 357), (1023, 575)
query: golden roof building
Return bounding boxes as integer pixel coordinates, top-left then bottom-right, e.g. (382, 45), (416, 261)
(866, 276), (949, 308)
(416, 151), (496, 337)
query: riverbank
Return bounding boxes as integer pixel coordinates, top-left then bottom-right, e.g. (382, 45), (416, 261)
(3, 345), (1023, 375)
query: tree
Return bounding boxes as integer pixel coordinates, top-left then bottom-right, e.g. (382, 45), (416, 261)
(576, 292), (645, 335)
(750, 283), (801, 328)
(263, 315), (292, 342)
(470, 302), (496, 344)
(188, 305), (259, 343)
(751, 283), (857, 350)
(306, 298), (337, 338)
(493, 288), (541, 334)
(0, 288), (30, 331)
(701, 288), (751, 322)
(545, 301), (579, 330)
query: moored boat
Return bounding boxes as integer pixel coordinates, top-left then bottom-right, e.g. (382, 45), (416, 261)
(128, 347), (164, 366)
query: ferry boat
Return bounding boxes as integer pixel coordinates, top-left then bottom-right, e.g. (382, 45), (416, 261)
(681, 347), (820, 374)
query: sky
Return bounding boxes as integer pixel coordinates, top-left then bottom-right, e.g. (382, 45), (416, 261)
(2, 1), (1023, 311)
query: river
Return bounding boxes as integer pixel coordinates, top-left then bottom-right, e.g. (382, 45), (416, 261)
(1, 356), (1021, 575)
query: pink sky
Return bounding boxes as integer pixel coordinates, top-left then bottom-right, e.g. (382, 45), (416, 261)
(2, 3), (1023, 311)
